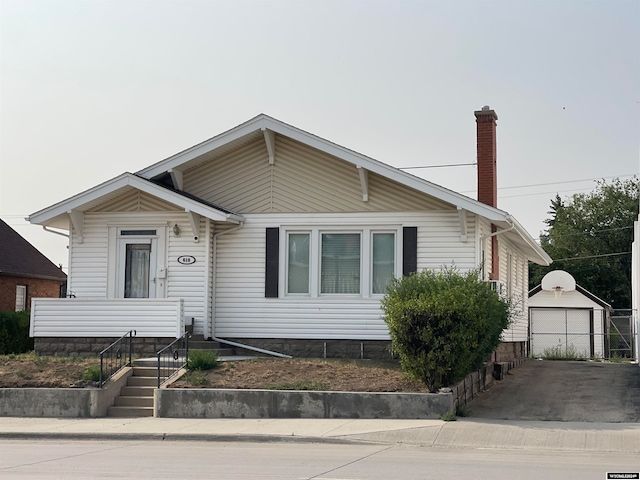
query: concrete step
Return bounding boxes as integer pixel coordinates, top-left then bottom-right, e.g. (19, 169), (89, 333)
(127, 376), (160, 387)
(107, 406), (153, 417)
(121, 386), (156, 397)
(114, 396), (154, 408)
(132, 366), (158, 377)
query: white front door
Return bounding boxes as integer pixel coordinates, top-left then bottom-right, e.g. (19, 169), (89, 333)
(117, 236), (158, 298)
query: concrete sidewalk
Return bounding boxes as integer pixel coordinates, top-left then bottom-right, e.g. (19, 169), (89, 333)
(1, 417), (639, 453)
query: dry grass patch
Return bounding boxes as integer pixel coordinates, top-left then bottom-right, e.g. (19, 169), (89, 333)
(170, 358), (430, 393)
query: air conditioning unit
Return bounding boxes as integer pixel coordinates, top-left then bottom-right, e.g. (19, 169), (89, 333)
(489, 280), (504, 295)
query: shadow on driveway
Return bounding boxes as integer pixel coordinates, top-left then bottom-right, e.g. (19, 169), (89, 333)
(468, 360), (640, 422)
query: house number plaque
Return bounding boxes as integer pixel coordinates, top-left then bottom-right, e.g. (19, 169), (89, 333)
(177, 256), (196, 265)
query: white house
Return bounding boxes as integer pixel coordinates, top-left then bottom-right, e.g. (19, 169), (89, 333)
(28, 109), (552, 359)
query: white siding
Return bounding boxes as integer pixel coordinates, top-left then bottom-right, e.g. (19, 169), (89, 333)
(498, 235), (530, 342)
(214, 211), (477, 340)
(68, 211), (209, 334)
(166, 216), (208, 334)
(30, 298), (184, 337)
(183, 135), (451, 214)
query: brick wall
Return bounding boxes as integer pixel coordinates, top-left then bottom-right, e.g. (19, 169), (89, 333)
(0, 275), (63, 311)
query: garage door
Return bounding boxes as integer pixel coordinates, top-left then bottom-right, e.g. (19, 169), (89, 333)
(530, 308), (592, 358)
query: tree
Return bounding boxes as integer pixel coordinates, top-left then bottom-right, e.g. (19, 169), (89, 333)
(530, 178), (639, 308)
(381, 268), (511, 391)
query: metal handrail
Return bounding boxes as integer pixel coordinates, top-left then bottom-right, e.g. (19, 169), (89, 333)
(99, 330), (136, 387)
(157, 333), (190, 388)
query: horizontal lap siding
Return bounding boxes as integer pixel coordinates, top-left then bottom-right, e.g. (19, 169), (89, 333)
(69, 214), (109, 297)
(499, 237), (529, 342)
(30, 298), (183, 337)
(183, 135), (451, 214)
(167, 217), (207, 334)
(70, 211), (208, 334)
(214, 212), (476, 340)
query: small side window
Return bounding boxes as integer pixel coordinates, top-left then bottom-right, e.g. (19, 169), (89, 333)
(15, 285), (27, 312)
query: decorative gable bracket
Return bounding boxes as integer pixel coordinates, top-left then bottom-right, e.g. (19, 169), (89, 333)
(186, 210), (201, 242)
(169, 168), (184, 190)
(68, 210), (84, 244)
(262, 128), (276, 165)
(457, 207), (468, 242)
(357, 166), (369, 202)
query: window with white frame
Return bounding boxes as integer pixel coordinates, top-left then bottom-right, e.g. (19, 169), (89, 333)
(372, 232), (395, 294)
(15, 285), (26, 312)
(284, 228), (398, 297)
(321, 233), (361, 294)
(287, 233), (310, 294)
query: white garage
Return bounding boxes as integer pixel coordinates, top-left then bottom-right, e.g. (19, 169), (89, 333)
(529, 271), (611, 359)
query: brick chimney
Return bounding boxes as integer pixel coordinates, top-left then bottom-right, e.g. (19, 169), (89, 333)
(474, 106), (498, 208)
(474, 106), (499, 280)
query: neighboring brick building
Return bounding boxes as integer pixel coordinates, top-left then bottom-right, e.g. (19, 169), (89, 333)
(0, 219), (66, 311)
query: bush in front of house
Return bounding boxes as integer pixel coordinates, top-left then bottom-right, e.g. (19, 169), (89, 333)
(381, 267), (511, 392)
(187, 349), (220, 371)
(0, 311), (34, 355)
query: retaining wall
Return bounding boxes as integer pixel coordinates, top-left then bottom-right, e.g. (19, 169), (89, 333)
(0, 368), (131, 418)
(155, 388), (452, 419)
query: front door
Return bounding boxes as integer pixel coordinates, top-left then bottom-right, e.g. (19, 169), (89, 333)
(117, 234), (158, 298)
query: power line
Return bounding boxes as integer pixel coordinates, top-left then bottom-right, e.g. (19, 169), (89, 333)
(400, 162), (476, 169)
(543, 226), (634, 239)
(459, 173), (637, 195)
(552, 251), (632, 261)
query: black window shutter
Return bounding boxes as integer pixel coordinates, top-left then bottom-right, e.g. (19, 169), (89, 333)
(265, 227), (279, 298)
(402, 227), (418, 276)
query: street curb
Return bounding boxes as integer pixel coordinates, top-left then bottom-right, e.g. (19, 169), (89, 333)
(0, 431), (374, 445)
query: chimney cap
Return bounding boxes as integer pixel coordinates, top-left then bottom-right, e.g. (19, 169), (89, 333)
(474, 106), (498, 120)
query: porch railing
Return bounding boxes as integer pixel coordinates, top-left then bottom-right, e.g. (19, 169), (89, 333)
(99, 330), (136, 387)
(157, 333), (190, 388)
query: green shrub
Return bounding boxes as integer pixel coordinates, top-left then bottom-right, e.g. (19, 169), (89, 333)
(381, 267), (511, 392)
(0, 311), (34, 354)
(442, 411), (457, 421)
(541, 344), (587, 361)
(82, 365), (101, 382)
(184, 371), (208, 386)
(187, 349), (220, 371)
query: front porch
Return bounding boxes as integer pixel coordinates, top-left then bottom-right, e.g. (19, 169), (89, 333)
(30, 298), (185, 356)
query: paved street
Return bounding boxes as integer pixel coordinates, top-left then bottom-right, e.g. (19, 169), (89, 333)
(469, 360), (640, 422)
(1, 439), (638, 480)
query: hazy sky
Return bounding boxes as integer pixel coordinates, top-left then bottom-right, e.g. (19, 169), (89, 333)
(1, 0), (638, 271)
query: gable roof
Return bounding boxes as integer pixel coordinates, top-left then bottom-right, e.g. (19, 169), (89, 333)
(137, 114), (551, 265)
(0, 219), (67, 281)
(28, 114), (551, 265)
(529, 284), (611, 309)
(28, 173), (243, 230)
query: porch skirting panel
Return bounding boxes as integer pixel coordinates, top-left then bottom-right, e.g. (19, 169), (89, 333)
(34, 337), (177, 357)
(225, 338), (393, 360)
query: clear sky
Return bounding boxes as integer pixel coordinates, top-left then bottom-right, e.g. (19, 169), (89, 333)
(1, 0), (638, 272)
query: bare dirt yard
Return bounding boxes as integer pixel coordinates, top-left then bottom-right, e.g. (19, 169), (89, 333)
(171, 358), (430, 393)
(0, 353), (100, 388)
(0, 353), (429, 392)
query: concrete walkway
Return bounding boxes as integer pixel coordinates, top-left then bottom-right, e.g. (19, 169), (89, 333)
(1, 417), (639, 453)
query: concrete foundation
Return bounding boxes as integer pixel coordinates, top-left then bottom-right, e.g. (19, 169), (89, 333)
(34, 337), (176, 357)
(224, 338), (393, 360)
(494, 341), (527, 363)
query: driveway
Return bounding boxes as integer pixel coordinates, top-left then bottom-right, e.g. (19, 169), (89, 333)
(469, 360), (640, 422)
